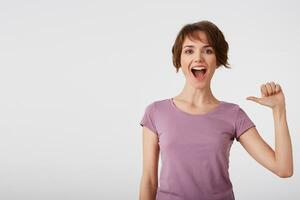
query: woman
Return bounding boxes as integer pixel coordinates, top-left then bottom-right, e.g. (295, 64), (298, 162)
(139, 20), (293, 200)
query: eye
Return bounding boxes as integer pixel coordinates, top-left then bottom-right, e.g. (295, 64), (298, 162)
(184, 49), (193, 54)
(205, 49), (214, 54)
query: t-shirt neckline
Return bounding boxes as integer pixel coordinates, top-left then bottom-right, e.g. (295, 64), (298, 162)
(169, 98), (224, 117)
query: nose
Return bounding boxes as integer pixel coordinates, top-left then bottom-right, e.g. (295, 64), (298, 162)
(194, 51), (205, 63)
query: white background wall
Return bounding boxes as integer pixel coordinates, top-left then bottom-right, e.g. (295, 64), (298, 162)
(0, 0), (299, 199)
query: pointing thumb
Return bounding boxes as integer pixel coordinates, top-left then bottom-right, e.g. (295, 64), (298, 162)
(246, 96), (260, 103)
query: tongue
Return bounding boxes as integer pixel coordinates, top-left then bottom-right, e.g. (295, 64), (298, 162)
(194, 70), (205, 79)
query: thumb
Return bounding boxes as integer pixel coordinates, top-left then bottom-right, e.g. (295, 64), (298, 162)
(246, 96), (261, 103)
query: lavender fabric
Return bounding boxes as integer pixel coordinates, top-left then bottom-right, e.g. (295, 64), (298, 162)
(140, 98), (256, 200)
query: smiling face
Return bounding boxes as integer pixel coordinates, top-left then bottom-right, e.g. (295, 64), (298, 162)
(180, 31), (217, 88)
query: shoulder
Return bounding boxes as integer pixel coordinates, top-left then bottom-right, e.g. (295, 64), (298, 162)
(220, 100), (241, 111)
(145, 98), (176, 117)
(220, 100), (251, 120)
(145, 98), (170, 109)
(222, 100), (254, 122)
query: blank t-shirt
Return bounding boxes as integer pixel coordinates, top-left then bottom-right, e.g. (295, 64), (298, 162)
(140, 98), (255, 200)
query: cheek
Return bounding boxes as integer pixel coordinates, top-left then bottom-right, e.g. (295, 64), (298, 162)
(180, 55), (189, 67)
(180, 59), (189, 74)
(209, 55), (217, 64)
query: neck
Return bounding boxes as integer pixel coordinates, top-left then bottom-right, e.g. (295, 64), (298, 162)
(174, 81), (219, 105)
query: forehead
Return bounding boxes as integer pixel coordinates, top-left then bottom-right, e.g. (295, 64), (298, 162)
(182, 31), (209, 46)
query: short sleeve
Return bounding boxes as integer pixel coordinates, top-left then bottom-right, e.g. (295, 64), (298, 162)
(234, 106), (256, 141)
(139, 102), (158, 135)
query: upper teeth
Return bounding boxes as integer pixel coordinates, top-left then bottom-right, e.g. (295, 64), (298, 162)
(192, 66), (206, 70)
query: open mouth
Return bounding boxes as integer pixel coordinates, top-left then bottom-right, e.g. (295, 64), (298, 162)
(191, 67), (207, 81)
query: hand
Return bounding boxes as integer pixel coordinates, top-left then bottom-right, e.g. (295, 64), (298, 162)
(246, 82), (286, 110)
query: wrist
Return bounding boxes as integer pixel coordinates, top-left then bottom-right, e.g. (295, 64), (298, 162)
(272, 104), (286, 113)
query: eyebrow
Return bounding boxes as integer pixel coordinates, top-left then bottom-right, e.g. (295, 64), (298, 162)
(183, 45), (212, 49)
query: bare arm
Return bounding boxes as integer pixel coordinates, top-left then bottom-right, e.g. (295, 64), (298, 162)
(272, 105), (293, 177)
(241, 82), (293, 178)
(139, 126), (160, 200)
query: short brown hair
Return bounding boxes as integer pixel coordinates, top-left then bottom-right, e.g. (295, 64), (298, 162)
(172, 20), (231, 73)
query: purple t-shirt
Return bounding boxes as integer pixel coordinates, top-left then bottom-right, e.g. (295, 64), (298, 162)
(140, 98), (255, 200)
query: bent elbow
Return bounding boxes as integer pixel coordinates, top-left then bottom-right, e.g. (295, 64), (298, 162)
(277, 171), (293, 178)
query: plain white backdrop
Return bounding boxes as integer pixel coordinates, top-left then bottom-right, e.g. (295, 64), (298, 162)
(0, 0), (299, 199)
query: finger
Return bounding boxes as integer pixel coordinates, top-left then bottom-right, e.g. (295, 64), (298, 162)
(260, 84), (268, 97)
(270, 82), (276, 94)
(265, 83), (273, 96)
(246, 96), (261, 104)
(275, 84), (281, 93)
